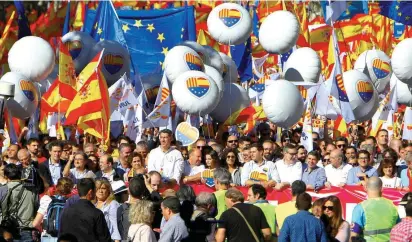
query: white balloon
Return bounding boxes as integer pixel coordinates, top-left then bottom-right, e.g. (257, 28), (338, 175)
(164, 46), (205, 84)
(62, 31), (97, 74)
(218, 52), (238, 83)
(8, 36), (55, 82)
(207, 3), (252, 45)
(0, 72), (39, 119)
(92, 40), (131, 87)
(392, 38), (412, 86)
(341, 70), (378, 120)
(203, 46), (224, 75)
(259, 11), (299, 54)
(204, 65), (224, 98)
(357, 94), (379, 122)
(354, 50), (392, 93)
(262, 80), (304, 128)
(172, 71), (219, 115)
(394, 74), (412, 105)
(179, 41), (210, 64)
(210, 83), (250, 122)
(284, 47), (321, 83)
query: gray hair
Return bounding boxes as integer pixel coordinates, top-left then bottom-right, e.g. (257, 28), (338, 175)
(213, 168), (231, 185)
(195, 192), (216, 208)
(17, 149), (30, 158)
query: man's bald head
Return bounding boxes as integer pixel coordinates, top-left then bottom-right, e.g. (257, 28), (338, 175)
(366, 176), (382, 192)
(330, 149), (344, 168)
(17, 149), (31, 167)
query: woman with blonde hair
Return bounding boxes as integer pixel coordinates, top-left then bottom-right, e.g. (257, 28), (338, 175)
(128, 200), (157, 242)
(95, 178), (121, 242)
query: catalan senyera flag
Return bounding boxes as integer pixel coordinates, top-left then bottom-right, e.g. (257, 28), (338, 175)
(65, 52), (110, 146)
(333, 115), (348, 138)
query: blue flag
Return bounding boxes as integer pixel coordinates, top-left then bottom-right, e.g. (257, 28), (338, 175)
(230, 38), (252, 83)
(84, 5), (196, 77)
(14, 0), (32, 39)
(379, 1), (412, 26)
(320, 0), (368, 24)
(62, 1), (71, 35)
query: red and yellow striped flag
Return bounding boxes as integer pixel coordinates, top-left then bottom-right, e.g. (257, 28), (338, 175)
(0, 11), (15, 62)
(59, 38), (77, 100)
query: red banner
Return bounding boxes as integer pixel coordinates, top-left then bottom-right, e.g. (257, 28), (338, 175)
(187, 184), (406, 220)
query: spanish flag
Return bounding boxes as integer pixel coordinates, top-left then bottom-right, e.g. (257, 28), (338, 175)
(65, 51), (110, 146)
(59, 38), (77, 99)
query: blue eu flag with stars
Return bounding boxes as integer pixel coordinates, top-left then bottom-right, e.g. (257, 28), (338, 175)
(379, 1), (412, 26)
(84, 4), (196, 77)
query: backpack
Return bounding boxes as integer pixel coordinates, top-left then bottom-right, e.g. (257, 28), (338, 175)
(43, 195), (67, 237)
(0, 183), (25, 238)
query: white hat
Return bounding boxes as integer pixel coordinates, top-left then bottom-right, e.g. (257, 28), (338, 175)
(111, 180), (128, 195)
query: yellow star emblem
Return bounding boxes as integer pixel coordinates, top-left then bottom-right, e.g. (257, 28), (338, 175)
(97, 28), (103, 35)
(157, 33), (165, 43)
(161, 47), (169, 56)
(94, 23), (98, 29)
(122, 24), (130, 33)
(406, 16), (411, 20)
(147, 23), (155, 33)
(181, 28), (185, 32)
(398, 12), (402, 17)
(396, 5), (400, 10)
(134, 20), (143, 28)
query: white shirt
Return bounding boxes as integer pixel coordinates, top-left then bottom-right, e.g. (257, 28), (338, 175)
(324, 163), (352, 186)
(380, 176), (401, 188)
(240, 160), (279, 186)
(183, 161), (205, 176)
(37, 195), (52, 216)
(69, 168), (96, 184)
(148, 146), (184, 183)
(275, 159), (303, 184)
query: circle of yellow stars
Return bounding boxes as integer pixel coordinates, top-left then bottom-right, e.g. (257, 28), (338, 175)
(96, 17), (186, 70)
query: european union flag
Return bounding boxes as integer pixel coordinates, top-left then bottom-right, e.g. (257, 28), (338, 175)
(84, 4), (196, 77)
(14, 0), (32, 39)
(230, 38), (252, 83)
(379, 1), (412, 26)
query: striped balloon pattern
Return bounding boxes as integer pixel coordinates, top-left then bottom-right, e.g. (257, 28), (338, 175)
(176, 122), (199, 146)
(356, 80), (374, 103)
(218, 9), (241, 27)
(372, 59), (391, 79)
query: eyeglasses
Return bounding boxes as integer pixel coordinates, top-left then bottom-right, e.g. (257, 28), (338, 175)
(227, 156), (236, 159)
(358, 157), (369, 160)
(323, 159), (330, 162)
(323, 206), (334, 211)
(228, 140), (238, 143)
(197, 146), (204, 149)
(349, 163), (358, 167)
(313, 138), (318, 141)
(337, 144), (346, 148)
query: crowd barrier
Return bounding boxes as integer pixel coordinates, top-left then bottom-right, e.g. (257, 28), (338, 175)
(47, 183), (406, 221)
(184, 183), (406, 221)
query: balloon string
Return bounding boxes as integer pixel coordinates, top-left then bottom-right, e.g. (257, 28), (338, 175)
(229, 39), (233, 127)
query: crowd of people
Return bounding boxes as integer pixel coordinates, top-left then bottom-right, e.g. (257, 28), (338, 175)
(0, 123), (411, 242)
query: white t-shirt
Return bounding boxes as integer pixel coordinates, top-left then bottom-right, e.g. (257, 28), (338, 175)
(148, 147), (184, 183)
(37, 195), (52, 216)
(183, 161), (205, 176)
(275, 160), (303, 184)
(324, 163), (352, 186)
(380, 176), (401, 188)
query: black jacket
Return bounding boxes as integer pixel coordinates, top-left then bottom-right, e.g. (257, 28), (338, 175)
(38, 159), (67, 186)
(60, 199), (111, 242)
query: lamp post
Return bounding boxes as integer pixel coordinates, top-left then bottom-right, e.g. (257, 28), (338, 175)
(0, 82), (15, 130)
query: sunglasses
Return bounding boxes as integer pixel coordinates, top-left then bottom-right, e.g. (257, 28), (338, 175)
(323, 159), (330, 162)
(228, 140), (238, 143)
(323, 206), (334, 211)
(197, 146), (204, 149)
(227, 156), (236, 159)
(349, 163), (358, 167)
(337, 144), (346, 148)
